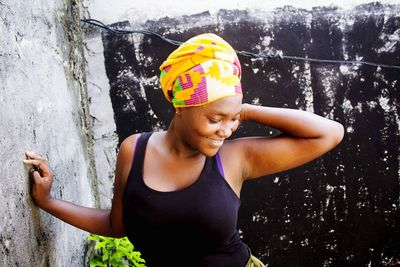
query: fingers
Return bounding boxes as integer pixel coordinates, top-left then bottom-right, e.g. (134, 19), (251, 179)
(23, 159), (44, 169)
(24, 151), (49, 170)
(25, 151), (47, 161)
(24, 159), (45, 182)
(23, 151), (53, 179)
(30, 167), (43, 184)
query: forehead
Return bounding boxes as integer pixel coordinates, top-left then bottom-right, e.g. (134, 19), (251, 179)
(199, 95), (242, 115)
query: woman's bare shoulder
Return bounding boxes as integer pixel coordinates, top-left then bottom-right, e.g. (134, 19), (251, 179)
(116, 133), (142, 175)
(120, 133), (141, 149)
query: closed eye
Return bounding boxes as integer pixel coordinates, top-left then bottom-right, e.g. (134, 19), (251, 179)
(208, 118), (221, 124)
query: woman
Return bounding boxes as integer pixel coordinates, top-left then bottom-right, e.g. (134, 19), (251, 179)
(24, 33), (344, 266)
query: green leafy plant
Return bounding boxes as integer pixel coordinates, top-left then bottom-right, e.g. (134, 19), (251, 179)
(87, 234), (146, 267)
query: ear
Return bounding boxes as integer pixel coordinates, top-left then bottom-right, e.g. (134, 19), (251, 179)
(175, 107), (183, 115)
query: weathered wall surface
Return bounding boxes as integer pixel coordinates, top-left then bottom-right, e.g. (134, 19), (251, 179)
(82, 26), (118, 209)
(83, 1), (400, 267)
(0, 0), (98, 266)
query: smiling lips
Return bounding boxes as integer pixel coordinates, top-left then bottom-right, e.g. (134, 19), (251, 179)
(208, 138), (224, 147)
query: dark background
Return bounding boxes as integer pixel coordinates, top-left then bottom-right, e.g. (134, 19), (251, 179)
(99, 3), (399, 266)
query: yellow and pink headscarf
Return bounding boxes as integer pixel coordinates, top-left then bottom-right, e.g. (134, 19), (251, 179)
(159, 33), (242, 108)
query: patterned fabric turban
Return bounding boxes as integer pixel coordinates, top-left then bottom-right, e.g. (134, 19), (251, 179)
(159, 33), (242, 107)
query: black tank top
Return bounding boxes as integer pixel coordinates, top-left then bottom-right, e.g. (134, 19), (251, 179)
(122, 132), (249, 267)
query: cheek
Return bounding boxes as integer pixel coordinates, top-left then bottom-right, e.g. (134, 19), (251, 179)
(184, 119), (213, 140)
(196, 123), (219, 136)
(231, 120), (240, 133)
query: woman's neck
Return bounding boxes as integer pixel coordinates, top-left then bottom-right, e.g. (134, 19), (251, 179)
(164, 118), (202, 159)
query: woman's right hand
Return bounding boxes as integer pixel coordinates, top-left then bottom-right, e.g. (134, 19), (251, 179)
(23, 151), (54, 208)
(23, 151), (121, 237)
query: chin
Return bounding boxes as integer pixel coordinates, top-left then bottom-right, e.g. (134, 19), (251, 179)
(200, 147), (219, 157)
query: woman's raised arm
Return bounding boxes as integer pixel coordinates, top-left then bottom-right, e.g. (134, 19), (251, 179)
(229, 103), (344, 180)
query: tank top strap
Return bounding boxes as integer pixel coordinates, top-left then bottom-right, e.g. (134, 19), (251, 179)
(131, 132), (153, 179)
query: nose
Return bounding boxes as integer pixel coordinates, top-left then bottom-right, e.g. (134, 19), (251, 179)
(217, 121), (234, 139)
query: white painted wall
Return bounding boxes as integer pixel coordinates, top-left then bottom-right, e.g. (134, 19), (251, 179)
(82, 0), (399, 24)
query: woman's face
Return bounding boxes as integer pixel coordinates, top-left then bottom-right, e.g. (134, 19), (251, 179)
(177, 95), (242, 157)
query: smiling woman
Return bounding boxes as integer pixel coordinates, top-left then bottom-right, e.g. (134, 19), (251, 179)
(23, 33), (343, 267)
(175, 95), (243, 157)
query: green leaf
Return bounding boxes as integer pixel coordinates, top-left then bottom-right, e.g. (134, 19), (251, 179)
(95, 241), (107, 250)
(101, 252), (109, 262)
(89, 258), (107, 267)
(87, 235), (146, 266)
(88, 235), (100, 241)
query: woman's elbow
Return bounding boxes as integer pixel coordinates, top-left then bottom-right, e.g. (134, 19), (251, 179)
(325, 121), (345, 148)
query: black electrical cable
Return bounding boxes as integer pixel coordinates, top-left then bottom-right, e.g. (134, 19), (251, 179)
(81, 18), (400, 70)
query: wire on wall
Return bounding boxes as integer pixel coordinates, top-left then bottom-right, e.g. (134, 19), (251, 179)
(81, 18), (400, 70)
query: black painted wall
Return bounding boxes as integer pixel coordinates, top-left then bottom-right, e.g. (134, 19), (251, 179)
(100, 3), (400, 266)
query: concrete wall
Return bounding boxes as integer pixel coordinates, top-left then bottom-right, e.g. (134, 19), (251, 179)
(0, 0), (97, 266)
(82, 25), (118, 209)
(82, 1), (400, 266)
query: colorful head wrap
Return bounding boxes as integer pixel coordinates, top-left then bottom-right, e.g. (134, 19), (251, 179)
(159, 33), (242, 107)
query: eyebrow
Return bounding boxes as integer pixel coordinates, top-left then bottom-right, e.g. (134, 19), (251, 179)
(212, 110), (242, 117)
